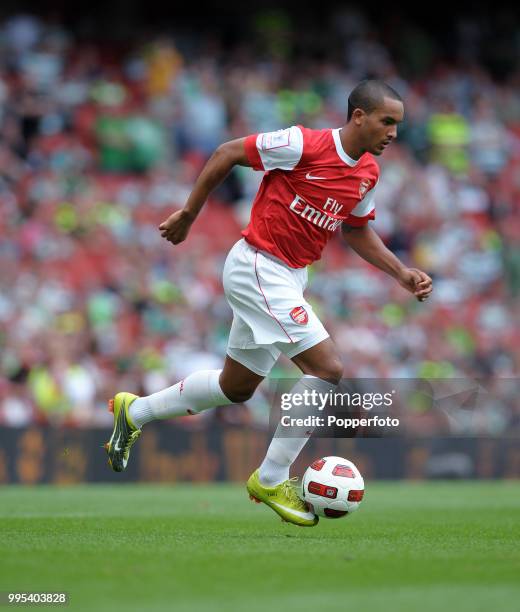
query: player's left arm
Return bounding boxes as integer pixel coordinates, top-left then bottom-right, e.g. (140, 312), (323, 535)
(341, 223), (433, 301)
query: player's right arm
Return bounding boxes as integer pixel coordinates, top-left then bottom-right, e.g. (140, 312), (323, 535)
(159, 138), (250, 245)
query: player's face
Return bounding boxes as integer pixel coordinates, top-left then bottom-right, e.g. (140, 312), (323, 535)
(359, 97), (404, 155)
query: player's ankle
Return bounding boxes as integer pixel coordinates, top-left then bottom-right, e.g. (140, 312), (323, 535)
(128, 397), (154, 428)
(258, 459), (289, 487)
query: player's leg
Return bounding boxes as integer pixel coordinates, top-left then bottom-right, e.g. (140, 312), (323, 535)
(227, 242), (340, 524)
(219, 355), (265, 403)
(257, 338), (342, 487)
(220, 344), (323, 527)
(129, 354), (263, 425)
(289, 337), (343, 383)
(104, 355), (264, 472)
(246, 339), (342, 527)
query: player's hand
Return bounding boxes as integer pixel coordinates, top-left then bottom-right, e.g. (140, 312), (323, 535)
(159, 209), (195, 245)
(396, 267), (433, 302)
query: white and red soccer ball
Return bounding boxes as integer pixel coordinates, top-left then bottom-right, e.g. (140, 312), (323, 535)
(302, 456), (365, 518)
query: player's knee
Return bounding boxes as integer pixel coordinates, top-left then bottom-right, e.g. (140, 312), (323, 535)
(310, 359), (343, 385)
(221, 384), (257, 404)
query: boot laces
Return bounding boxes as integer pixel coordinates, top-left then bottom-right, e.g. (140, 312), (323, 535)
(282, 477), (306, 509)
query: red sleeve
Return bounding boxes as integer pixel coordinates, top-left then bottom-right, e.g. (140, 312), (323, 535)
(244, 134), (264, 171)
(343, 209), (376, 227)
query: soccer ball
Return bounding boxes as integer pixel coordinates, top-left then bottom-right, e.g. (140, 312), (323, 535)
(302, 456), (364, 518)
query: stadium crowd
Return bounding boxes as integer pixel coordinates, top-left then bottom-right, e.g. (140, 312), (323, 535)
(0, 11), (518, 433)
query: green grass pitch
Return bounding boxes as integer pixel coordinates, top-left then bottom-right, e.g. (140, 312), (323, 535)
(1, 482), (519, 612)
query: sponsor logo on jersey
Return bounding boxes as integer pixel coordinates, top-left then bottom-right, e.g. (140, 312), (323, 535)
(289, 195), (344, 232)
(290, 306), (308, 325)
(359, 178), (372, 198)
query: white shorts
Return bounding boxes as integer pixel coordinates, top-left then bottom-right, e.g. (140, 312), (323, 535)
(223, 239), (329, 376)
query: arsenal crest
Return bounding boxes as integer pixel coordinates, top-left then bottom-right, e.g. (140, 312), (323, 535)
(359, 178), (372, 198)
(290, 306), (308, 325)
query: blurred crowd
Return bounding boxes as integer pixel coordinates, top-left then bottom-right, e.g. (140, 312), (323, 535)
(0, 11), (518, 433)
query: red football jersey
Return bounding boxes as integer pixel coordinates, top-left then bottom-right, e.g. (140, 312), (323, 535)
(242, 125), (379, 268)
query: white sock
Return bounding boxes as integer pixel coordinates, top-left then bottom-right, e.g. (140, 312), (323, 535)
(129, 369), (232, 428)
(258, 375), (337, 486)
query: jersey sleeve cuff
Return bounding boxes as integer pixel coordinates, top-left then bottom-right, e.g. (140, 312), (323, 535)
(244, 134), (264, 171)
(344, 209), (376, 227)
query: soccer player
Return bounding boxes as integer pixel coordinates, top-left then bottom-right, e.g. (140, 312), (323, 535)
(104, 80), (432, 526)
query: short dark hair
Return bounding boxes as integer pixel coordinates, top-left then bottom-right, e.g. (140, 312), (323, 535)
(347, 80), (403, 121)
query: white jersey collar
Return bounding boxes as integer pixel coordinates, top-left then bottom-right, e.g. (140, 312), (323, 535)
(332, 128), (359, 167)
